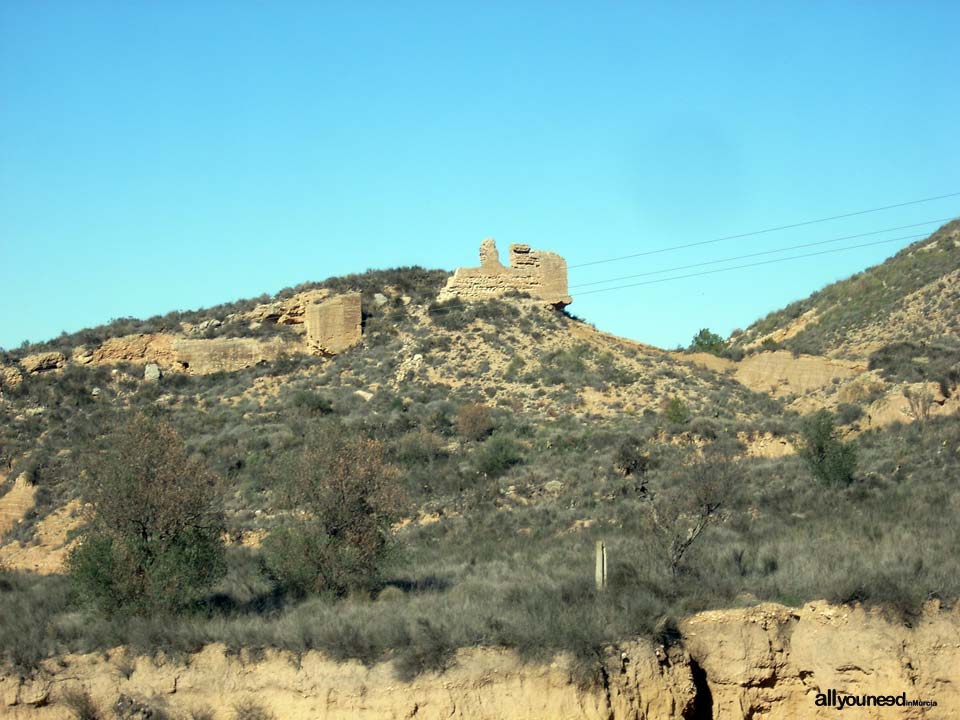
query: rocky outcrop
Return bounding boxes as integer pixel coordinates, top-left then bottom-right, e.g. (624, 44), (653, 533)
(438, 239), (573, 308)
(0, 365), (23, 391)
(304, 293), (362, 355)
(143, 364), (161, 382)
(3, 602), (957, 719)
(0, 475), (35, 540)
(680, 350), (863, 398)
(733, 351), (862, 396)
(0, 499), (82, 575)
(172, 338), (291, 375)
(19, 352), (66, 375)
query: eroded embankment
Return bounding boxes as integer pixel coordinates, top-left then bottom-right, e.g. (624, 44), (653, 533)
(2, 601), (958, 719)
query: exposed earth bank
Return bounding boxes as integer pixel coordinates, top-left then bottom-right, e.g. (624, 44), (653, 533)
(3, 601), (957, 719)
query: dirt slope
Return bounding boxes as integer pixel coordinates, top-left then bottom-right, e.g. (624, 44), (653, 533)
(3, 601), (957, 719)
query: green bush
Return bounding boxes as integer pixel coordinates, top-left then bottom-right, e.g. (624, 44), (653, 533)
(67, 415), (227, 615)
(688, 328), (727, 356)
(835, 402), (863, 426)
(798, 410), (857, 485)
(663, 397), (691, 425)
(473, 434), (522, 479)
(289, 390), (334, 416)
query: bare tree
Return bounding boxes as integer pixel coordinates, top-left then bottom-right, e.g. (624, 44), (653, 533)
(903, 387), (934, 424)
(649, 452), (735, 576)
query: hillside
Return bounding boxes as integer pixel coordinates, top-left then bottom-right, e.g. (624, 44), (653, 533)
(672, 220), (960, 429)
(1, 250), (959, 719)
(729, 219), (960, 359)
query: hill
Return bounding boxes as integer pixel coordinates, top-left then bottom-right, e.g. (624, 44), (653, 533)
(729, 219), (960, 359)
(0, 244), (958, 717)
(671, 220), (959, 428)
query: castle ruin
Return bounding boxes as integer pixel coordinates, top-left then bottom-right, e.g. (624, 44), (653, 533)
(304, 292), (363, 354)
(437, 239), (572, 307)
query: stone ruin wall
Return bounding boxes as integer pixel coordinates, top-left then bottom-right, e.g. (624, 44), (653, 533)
(0, 293), (365, 381)
(304, 292), (363, 354)
(437, 239), (572, 307)
(174, 292), (363, 373)
(171, 337), (290, 375)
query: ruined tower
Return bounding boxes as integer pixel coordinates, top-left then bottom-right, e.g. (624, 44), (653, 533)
(437, 239), (572, 308)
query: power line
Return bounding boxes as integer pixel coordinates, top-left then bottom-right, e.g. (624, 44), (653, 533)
(569, 191), (960, 269)
(576, 233), (928, 297)
(570, 217), (955, 289)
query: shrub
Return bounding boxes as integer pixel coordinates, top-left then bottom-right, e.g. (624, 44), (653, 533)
(835, 402), (864, 426)
(689, 416), (722, 440)
(903, 387), (934, 423)
(455, 402), (494, 441)
(473, 434), (522, 479)
(612, 437), (652, 477)
(67, 414), (227, 615)
(289, 390), (333, 416)
(868, 341), (960, 394)
(392, 618), (455, 681)
(798, 410), (857, 485)
(61, 687), (100, 720)
(537, 345), (590, 386)
(395, 429), (448, 465)
(233, 698), (275, 720)
(663, 397), (691, 425)
(263, 425), (402, 598)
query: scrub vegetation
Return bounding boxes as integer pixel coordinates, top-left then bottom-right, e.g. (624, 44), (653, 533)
(1, 258), (958, 681)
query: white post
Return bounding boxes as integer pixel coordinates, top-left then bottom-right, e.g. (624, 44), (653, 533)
(595, 540), (607, 592)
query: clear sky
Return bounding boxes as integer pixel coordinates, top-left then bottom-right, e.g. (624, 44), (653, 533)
(2, 2), (958, 351)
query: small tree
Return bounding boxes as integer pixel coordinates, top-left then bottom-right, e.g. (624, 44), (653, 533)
(649, 452), (735, 576)
(798, 410), (857, 485)
(67, 414), (226, 615)
(688, 328), (727, 356)
(263, 424), (401, 597)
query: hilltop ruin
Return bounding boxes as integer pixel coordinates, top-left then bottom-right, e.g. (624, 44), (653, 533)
(437, 239), (572, 308)
(0, 291), (366, 380)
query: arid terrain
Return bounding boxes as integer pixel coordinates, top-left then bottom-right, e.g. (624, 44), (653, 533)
(1, 226), (958, 719)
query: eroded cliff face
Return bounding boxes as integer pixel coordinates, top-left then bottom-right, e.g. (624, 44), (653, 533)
(3, 602), (957, 719)
(680, 601), (959, 719)
(1, 640), (695, 720)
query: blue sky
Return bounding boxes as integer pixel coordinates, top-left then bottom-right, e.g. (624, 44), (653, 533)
(2, 2), (958, 350)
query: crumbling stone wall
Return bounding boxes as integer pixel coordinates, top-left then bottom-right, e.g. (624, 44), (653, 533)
(172, 338), (289, 375)
(304, 292), (362, 354)
(72, 333), (177, 369)
(437, 239), (572, 307)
